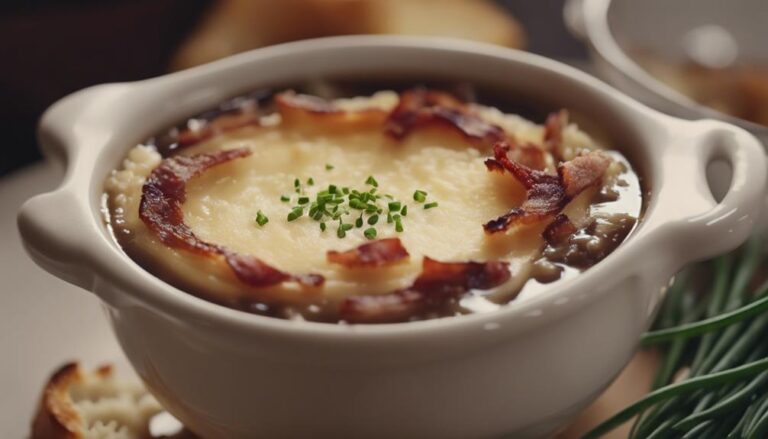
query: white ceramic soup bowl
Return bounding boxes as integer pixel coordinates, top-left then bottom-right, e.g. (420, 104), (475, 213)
(18, 36), (767, 438)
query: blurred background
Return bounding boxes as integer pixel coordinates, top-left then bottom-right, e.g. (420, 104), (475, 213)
(0, 0), (587, 177)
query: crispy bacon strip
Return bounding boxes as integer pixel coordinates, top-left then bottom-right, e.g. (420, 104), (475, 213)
(543, 214), (577, 245)
(327, 238), (410, 268)
(484, 138), (548, 172)
(140, 149), (323, 288)
(483, 142), (610, 234)
(560, 151), (612, 198)
(275, 91), (388, 127)
(484, 142), (565, 232)
(177, 111), (262, 148)
(340, 257), (510, 323)
(139, 149), (251, 254)
(224, 252), (292, 287)
(385, 88), (505, 144)
(413, 257), (511, 294)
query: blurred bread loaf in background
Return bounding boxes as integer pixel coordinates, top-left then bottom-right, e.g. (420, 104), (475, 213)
(171, 0), (526, 70)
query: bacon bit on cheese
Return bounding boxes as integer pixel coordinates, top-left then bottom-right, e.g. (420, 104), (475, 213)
(385, 88), (505, 145)
(275, 90), (389, 127)
(327, 238), (410, 268)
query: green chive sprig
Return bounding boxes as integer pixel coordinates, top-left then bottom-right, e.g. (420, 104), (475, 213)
(584, 237), (768, 439)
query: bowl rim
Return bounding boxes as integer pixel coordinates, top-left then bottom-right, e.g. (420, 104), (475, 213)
(24, 35), (764, 341)
(571, 0), (768, 138)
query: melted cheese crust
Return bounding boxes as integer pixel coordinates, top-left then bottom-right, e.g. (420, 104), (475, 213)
(105, 91), (627, 317)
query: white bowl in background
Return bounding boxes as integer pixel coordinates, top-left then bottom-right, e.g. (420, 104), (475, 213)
(566, 0), (768, 145)
(17, 36), (767, 438)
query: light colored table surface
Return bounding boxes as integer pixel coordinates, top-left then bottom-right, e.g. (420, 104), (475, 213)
(0, 164), (125, 438)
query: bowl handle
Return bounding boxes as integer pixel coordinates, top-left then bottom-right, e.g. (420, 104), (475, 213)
(18, 191), (98, 291)
(563, 0), (588, 40)
(655, 120), (767, 262)
(16, 84), (128, 291)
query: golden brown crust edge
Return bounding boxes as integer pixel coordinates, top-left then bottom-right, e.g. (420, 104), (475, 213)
(31, 362), (85, 439)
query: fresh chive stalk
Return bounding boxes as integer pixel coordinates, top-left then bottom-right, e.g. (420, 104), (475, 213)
(588, 236), (768, 439)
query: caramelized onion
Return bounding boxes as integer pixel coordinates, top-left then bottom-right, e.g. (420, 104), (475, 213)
(340, 257), (510, 323)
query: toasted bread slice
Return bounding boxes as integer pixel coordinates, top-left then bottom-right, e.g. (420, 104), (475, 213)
(170, 0), (371, 70)
(361, 0), (525, 48)
(171, 0), (525, 70)
(31, 363), (164, 439)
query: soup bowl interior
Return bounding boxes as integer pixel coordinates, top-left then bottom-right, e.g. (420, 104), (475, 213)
(19, 36), (767, 438)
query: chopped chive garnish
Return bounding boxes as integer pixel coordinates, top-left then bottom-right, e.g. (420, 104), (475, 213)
(280, 175), (427, 239)
(255, 211), (269, 226)
(325, 164), (334, 171)
(287, 207), (303, 222)
(318, 194), (332, 204)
